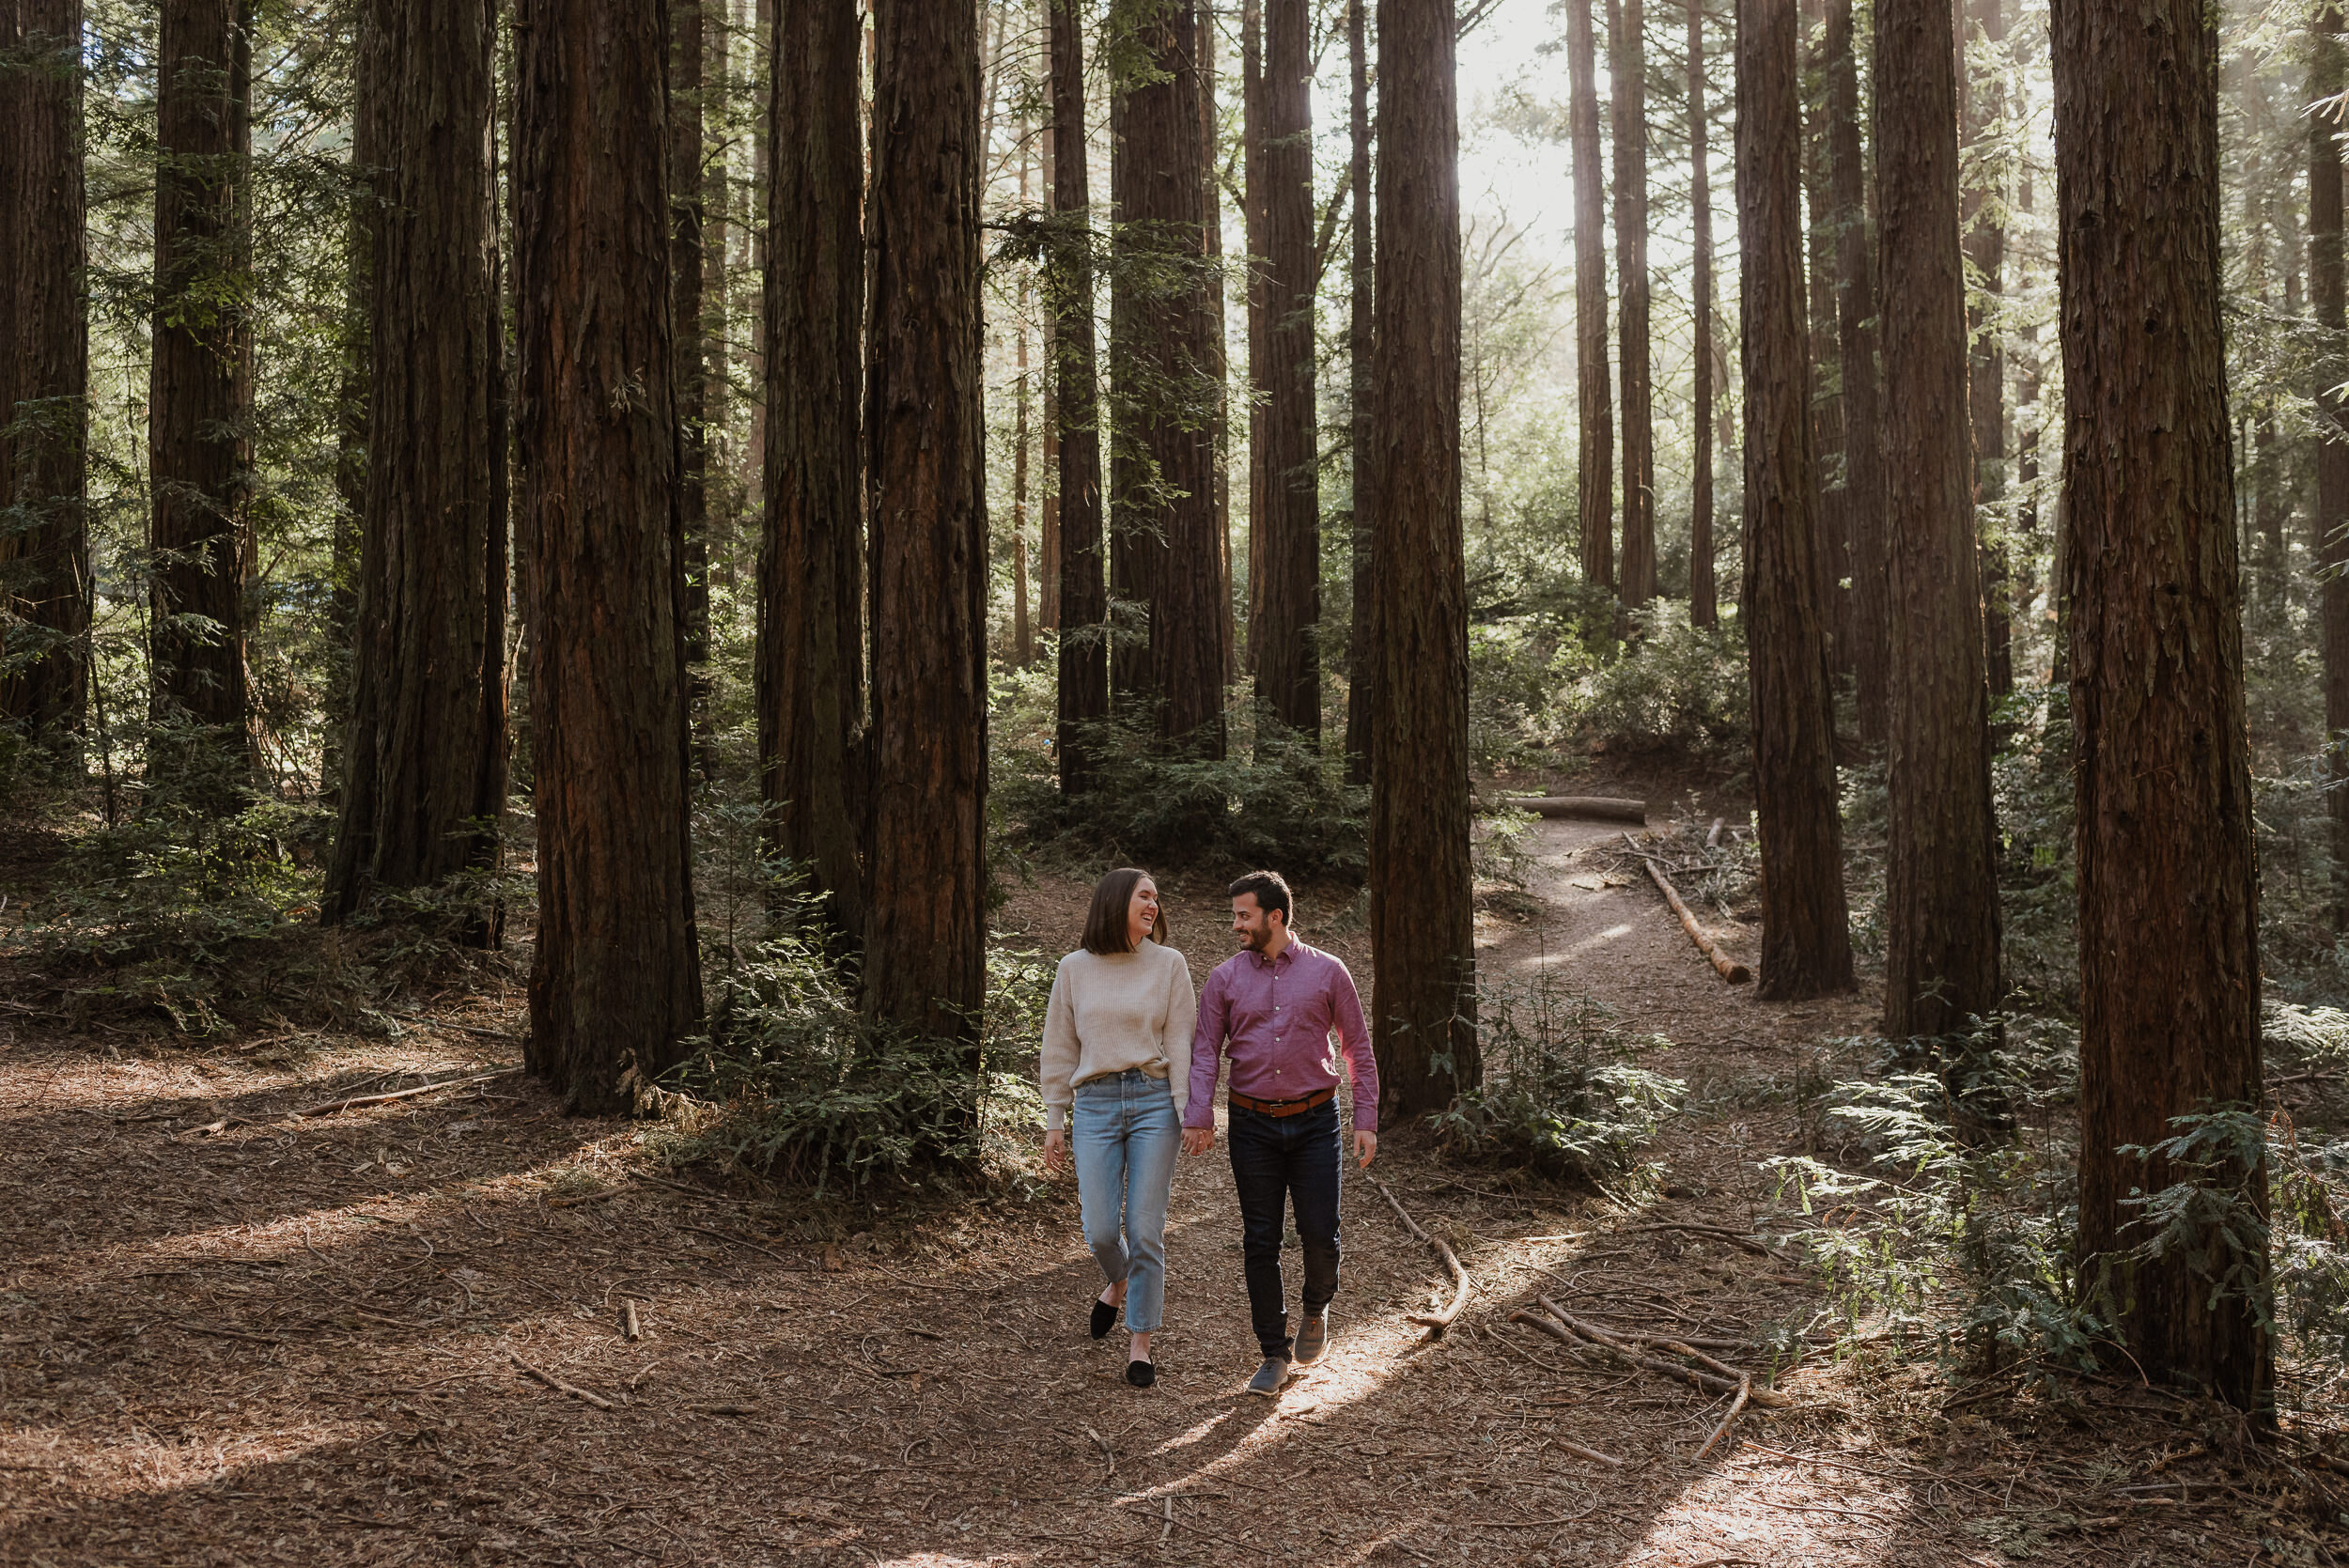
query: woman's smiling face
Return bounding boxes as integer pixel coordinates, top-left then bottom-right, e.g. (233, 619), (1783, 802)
(1128, 877), (1159, 947)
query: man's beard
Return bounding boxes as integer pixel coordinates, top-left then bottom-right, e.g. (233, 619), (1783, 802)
(1240, 926), (1271, 952)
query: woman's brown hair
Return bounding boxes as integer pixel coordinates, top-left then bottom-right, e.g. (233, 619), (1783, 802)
(1081, 867), (1167, 955)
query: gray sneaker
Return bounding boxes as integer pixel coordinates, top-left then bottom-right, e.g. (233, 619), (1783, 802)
(1294, 1312), (1329, 1365)
(1245, 1357), (1292, 1397)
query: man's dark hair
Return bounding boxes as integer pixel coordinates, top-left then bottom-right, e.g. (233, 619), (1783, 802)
(1227, 870), (1293, 925)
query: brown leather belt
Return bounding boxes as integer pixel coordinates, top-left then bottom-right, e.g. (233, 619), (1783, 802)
(1229, 1086), (1335, 1118)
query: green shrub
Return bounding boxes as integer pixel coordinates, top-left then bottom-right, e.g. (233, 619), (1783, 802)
(1563, 600), (1748, 753)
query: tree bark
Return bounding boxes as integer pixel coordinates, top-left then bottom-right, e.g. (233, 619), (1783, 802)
(759, 0), (867, 943)
(1800, 0), (1843, 668)
(2053, 0), (2269, 1413)
(1612, 0), (1655, 608)
(673, 0), (714, 778)
(1876, 0), (2000, 1051)
(703, 0), (731, 595)
(1827, 0), (1887, 741)
(2315, 3), (2349, 928)
(325, 0), (508, 932)
(149, 0), (255, 778)
(1372, 0), (1478, 1118)
(864, 0), (987, 1056)
(743, 0), (775, 508)
(1738, 0), (1853, 1000)
(1252, 0), (1320, 739)
(1569, 0), (1612, 593)
(1963, 0), (2009, 699)
(1686, 0), (1716, 629)
(1344, 0), (1377, 780)
(1051, 0), (1108, 796)
(1242, 0), (1266, 672)
(0, 0), (88, 739)
(514, 0), (704, 1111)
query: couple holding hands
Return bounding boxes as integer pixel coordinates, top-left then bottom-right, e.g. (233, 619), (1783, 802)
(1039, 867), (1378, 1396)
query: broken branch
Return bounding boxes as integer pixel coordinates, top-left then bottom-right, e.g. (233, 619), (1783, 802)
(1370, 1176), (1470, 1329)
(507, 1348), (615, 1410)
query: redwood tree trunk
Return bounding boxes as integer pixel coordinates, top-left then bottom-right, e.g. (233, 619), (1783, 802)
(1738, 0), (1853, 1000)
(1800, 0), (1844, 667)
(759, 0), (866, 941)
(864, 0), (987, 1053)
(0, 0), (88, 738)
(1051, 0), (1108, 796)
(2053, 0), (2268, 1412)
(1686, 0), (1716, 629)
(1569, 0), (1612, 593)
(1964, 0), (2010, 699)
(2315, 3), (2349, 927)
(325, 0), (508, 931)
(1612, 0), (1656, 607)
(150, 0), (255, 773)
(1372, 0), (1478, 1119)
(1242, 0), (1266, 671)
(1256, 0), (1320, 738)
(1828, 0), (1888, 742)
(1876, 0), (2001, 1050)
(1343, 0), (1377, 780)
(514, 0), (704, 1111)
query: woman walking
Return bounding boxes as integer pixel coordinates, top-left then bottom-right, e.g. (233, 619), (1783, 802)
(1040, 867), (1195, 1388)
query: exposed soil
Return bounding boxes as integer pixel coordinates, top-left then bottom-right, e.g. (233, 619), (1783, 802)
(3, 807), (2341, 1565)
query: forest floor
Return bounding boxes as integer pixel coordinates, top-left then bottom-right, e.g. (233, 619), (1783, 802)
(2, 791), (2342, 1566)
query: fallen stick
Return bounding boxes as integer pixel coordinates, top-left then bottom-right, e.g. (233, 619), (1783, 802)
(1532, 1299), (1793, 1408)
(1503, 795), (1647, 824)
(1693, 1374), (1752, 1462)
(1620, 1221), (1789, 1259)
(1627, 834), (1750, 984)
(507, 1348), (615, 1410)
(288, 1069), (511, 1120)
(1548, 1437), (1625, 1468)
(621, 1300), (642, 1342)
(1369, 1176), (1470, 1329)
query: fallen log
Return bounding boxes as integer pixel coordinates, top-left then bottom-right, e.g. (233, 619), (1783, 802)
(1501, 795), (1648, 824)
(1627, 835), (1750, 984)
(1370, 1176), (1470, 1330)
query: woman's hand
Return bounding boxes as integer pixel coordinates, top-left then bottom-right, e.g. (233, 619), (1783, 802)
(1043, 1127), (1068, 1173)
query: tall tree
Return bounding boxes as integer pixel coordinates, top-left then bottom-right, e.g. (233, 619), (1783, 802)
(1685, 0), (1716, 629)
(1241, 0), (1267, 668)
(513, 0), (703, 1111)
(864, 0), (987, 1050)
(1343, 0), (1377, 780)
(1738, 0), (1853, 1000)
(1372, 0), (1477, 1118)
(1111, 3), (1226, 753)
(1876, 0), (2000, 1053)
(1051, 0), (1108, 796)
(324, 0), (508, 930)
(2315, 2), (2349, 927)
(1963, 0), (2010, 698)
(2052, 0), (2268, 1413)
(149, 0), (255, 774)
(1568, 0), (1612, 593)
(1799, 0), (1844, 663)
(1256, 0), (1320, 738)
(1827, 0), (1888, 741)
(1611, 0), (1655, 606)
(1201, 10), (1234, 682)
(759, 0), (866, 941)
(673, 0), (714, 774)
(0, 0), (88, 738)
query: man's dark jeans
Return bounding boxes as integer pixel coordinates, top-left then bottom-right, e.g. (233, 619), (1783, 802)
(1228, 1098), (1342, 1359)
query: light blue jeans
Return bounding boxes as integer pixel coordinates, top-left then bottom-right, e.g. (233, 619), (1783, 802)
(1071, 1068), (1181, 1333)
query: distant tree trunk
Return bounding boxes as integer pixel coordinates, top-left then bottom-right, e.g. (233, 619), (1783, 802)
(2054, 0), (2269, 1414)
(1041, 66), (1062, 635)
(1343, 0), (1378, 780)
(1242, 0), (1266, 673)
(1051, 0), (1108, 796)
(1611, 0), (1656, 608)
(1877, 0), (2000, 1058)
(2316, 2), (2349, 927)
(514, 0), (703, 1112)
(325, 0), (508, 933)
(325, 70), (374, 795)
(1738, 0), (1853, 1001)
(1569, 0), (1613, 594)
(1800, 0), (1845, 669)
(1372, 0), (1478, 1119)
(1014, 282), (1034, 669)
(149, 0), (255, 780)
(1828, 0), (1888, 741)
(760, 0), (866, 943)
(864, 0), (987, 1055)
(744, 0), (775, 505)
(1108, 85), (1155, 704)
(703, 0), (731, 590)
(1201, 17), (1234, 686)
(1686, 0), (1716, 629)
(0, 0), (88, 739)
(672, 0), (714, 779)
(1964, 0), (2010, 699)
(1251, 0), (1319, 740)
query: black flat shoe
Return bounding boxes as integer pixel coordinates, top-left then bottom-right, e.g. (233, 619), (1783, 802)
(1126, 1358), (1156, 1389)
(1090, 1296), (1118, 1339)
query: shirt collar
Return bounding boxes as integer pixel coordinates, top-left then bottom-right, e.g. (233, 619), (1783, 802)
(1249, 938), (1307, 970)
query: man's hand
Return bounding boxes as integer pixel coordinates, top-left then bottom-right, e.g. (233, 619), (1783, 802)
(1043, 1127), (1068, 1173)
(1354, 1130), (1378, 1170)
(1181, 1126), (1215, 1157)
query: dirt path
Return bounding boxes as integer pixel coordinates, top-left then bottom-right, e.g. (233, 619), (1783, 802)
(0, 815), (2303, 1565)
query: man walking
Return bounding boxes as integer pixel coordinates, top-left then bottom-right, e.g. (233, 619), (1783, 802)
(1183, 871), (1378, 1396)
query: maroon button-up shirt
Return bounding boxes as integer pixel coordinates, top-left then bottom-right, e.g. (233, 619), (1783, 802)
(1186, 938), (1378, 1132)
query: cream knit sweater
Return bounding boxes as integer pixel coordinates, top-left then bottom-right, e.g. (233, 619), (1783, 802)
(1039, 940), (1196, 1131)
